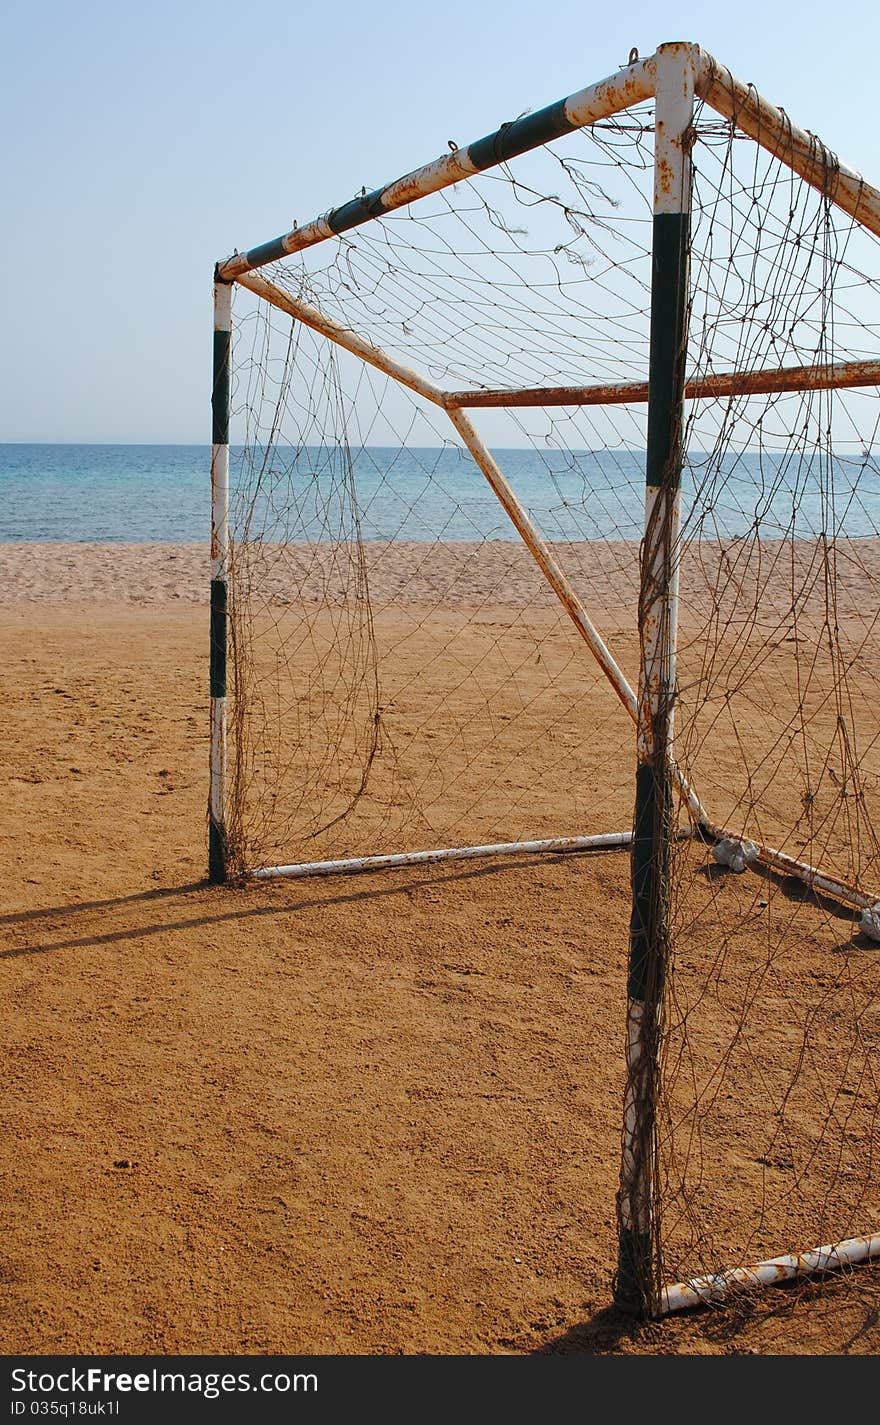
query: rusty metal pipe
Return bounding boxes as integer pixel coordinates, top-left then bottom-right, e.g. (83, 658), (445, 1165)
(234, 270), (448, 408)
(216, 55), (657, 281)
(662, 1231), (880, 1313)
(218, 41), (880, 286)
(446, 411), (708, 814)
(251, 832), (634, 881)
(446, 406), (640, 723)
(701, 816), (880, 914)
(444, 359), (880, 409)
(697, 50), (880, 241)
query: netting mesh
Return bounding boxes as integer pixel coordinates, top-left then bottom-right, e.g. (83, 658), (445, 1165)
(224, 97), (880, 1305)
(227, 113), (660, 871)
(656, 113), (880, 1297)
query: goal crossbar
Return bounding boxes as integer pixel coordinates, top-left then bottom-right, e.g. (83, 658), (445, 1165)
(217, 43), (880, 285)
(217, 52), (657, 281)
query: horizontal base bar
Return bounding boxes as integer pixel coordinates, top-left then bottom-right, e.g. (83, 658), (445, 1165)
(702, 818), (880, 915)
(661, 1230), (880, 1314)
(250, 832), (633, 881)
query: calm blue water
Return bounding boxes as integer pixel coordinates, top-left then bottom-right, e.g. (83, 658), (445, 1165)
(1, 444), (878, 542)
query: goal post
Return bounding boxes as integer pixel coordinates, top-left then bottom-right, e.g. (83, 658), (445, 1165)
(616, 40), (695, 1316)
(209, 277), (231, 885)
(208, 40), (880, 1319)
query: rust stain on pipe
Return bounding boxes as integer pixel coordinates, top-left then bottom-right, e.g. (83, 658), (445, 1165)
(661, 1230), (880, 1313)
(235, 271), (448, 408)
(697, 50), (880, 242)
(447, 406), (640, 724)
(702, 816), (880, 913)
(217, 55), (658, 282)
(444, 360), (880, 409)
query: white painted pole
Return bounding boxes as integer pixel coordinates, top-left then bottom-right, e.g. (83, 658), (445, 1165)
(661, 1231), (880, 1313)
(617, 41), (697, 1319)
(216, 55), (657, 280)
(697, 50), (880, 242)
(251, 832), (634, 881)
(209, 277), (232, 883)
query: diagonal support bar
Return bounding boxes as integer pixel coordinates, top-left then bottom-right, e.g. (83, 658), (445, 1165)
(234, 272), (711, 826)
(234, 270), (448, 407)
(233, 276), (879, 904)
(448, 407), (709, 824)
(446, 405), (640, 722)
(702, 814), (880, 916)
(235, 269), (642, 726)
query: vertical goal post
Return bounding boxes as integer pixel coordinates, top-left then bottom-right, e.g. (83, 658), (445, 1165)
(209, 278), (231, 884)
(615, 40), (695, 1316)
(208, 41), (880, 1318)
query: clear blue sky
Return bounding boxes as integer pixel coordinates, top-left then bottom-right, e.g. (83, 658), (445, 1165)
(2, 0), (879, 442)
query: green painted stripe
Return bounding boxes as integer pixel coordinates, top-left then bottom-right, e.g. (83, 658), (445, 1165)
(243, 235), (290, 269)
(645, 211), (690, 490)
(628, 212), (688, 999)
(324, 99), (574, 239)
(467, 98), (572, 171)
(212, 331), (231, 446)
(628, 760), (671, 1002)
(328, 187), (392, 236)
(210, 579), (227, 698)
(208, 819), (227, 885)
(615, 1226), (652, 1316)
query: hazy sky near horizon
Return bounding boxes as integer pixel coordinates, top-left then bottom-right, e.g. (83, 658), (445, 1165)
(3, 0), (880, 443)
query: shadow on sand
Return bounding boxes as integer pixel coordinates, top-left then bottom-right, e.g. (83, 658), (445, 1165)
(0, 846), (627, 961)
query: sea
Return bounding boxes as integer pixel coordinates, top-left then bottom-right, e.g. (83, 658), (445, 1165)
(1, 444), (878, 543)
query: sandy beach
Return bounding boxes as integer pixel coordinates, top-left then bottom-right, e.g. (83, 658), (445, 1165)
(2, 542), (879, 1354)
(4, 537), (880, 619)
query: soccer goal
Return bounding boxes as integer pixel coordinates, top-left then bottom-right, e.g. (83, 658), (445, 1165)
(209, 42), (880, 1318)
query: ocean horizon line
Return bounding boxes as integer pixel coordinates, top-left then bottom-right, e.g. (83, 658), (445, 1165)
(0, 440), (646, 454)
(2, 443), (877, 545)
